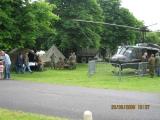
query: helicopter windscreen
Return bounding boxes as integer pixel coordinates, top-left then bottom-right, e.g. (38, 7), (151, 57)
(123, 47), (134, 58)
(119, 47), (127, 55)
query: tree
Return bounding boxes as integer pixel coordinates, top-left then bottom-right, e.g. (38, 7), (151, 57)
(48, 0), (104, 51)
(21, 1), (59, 49)
(146, 32), (160, 44)
(99, 0), (143, 53)
(0, 0), (59, 50)
(0, 0), (25, 50)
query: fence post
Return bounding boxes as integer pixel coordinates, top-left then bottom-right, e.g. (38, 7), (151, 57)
(138, 62), (148, 76)
(88, 60), (96, 77)
(83, 111), (93, 120)
(118, 64), (122, 81)
(138, 62), (141, 77)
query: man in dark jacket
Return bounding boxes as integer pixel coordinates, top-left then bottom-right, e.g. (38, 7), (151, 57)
(16, 52), (24, 73)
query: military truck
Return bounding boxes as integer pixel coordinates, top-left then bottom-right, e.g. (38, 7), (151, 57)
(77, 48), (98, 63)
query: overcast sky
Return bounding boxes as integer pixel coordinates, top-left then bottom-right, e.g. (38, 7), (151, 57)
(121, 0), (160, 31)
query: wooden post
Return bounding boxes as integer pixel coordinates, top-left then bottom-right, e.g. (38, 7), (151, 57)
(83, 111), (93, 120)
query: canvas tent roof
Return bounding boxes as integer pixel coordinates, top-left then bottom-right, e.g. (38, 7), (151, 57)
(40, 45), (65, 63)
(9, 48), (37, 64)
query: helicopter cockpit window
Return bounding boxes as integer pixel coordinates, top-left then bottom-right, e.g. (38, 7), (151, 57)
(130, 49), (138, 58)
(123, 48), (133, 58)
(119, 47), (127, 55)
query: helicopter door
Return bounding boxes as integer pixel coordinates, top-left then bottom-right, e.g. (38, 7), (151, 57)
(147, 49), (158, 57)
(123, 47), (136, 61)
(123, 48), (132, 57)
(129, 48), (139, 61)
(128, 48), (142, 62)
(137, 48), (143, 60)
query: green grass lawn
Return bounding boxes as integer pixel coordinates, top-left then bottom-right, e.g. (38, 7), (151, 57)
(0, 108), (68, 120)
(12, 63), (160, 93)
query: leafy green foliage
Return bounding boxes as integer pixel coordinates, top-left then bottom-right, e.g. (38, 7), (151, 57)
(0, 0), (58, 50)
(22, 1), (59, 49)
(99, 0), (143, 53)
(48, 0), (104, 50)
(0, 0), (23, 50)
(0, 0), (146, 53)
(146, 32), (160, 44)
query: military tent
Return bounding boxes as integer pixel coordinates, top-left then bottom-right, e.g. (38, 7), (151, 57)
(40, 44), (65, 64)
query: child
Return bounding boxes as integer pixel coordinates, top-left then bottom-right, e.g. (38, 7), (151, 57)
(0, 61), (4, 80)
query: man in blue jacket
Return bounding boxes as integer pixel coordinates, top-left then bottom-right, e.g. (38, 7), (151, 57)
(0, 51), (11, 80)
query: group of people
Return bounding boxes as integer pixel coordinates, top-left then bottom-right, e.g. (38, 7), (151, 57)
(15, 52), (32, 73)
(15, 52), (44, 73)
(50, 52), (77, 69)
(0, 49), (45, 80)
(141, 52), (160, 78)
(0, 51), (11, 80)
(0, 50), (77, 80)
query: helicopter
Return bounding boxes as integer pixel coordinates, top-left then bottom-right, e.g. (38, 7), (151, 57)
(110, 43), (160, 69)
(73, 19), (160, 69)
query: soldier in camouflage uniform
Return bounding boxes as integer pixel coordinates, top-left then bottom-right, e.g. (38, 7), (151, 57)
(155, 53), (160, 76)
(57, 57), (64, 69)
(68, 52), (76, 69)
(148, 54), (155, 78)
(141, 52), (148, 75)
(50, 53), (55, 69)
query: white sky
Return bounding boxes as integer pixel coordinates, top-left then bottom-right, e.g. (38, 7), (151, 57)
(121, 0), (160, 31)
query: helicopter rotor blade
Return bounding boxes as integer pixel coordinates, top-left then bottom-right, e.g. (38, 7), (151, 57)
(73, 19), (140, 30)
(145, 23), (158, 28)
